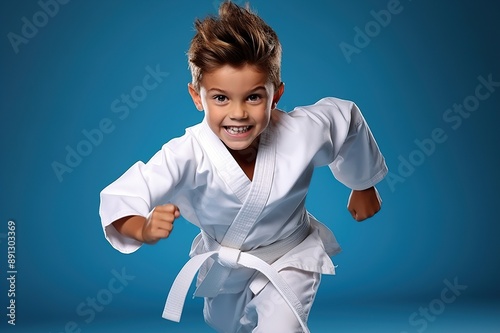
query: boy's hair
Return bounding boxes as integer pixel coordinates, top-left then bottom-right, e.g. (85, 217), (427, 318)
(188, 1), (282, 91)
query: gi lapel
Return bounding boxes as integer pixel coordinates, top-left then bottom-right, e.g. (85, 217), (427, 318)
(219, 122), (276, 247)
(197, 119), (251, 203)
(193, 120), (276, 297)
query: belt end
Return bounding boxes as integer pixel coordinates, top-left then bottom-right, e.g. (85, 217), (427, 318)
(162, 310), (181, 322)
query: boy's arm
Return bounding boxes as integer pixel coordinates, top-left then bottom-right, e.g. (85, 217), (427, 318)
(312, 99), (386, 220)
(113, 204), (180, 244)
(100, 134), (199, 253)
(330, 98), (387, 191)
(347, 186), (381, 221)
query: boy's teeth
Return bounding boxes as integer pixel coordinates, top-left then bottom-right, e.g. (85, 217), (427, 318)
(226, 126), (250, 134)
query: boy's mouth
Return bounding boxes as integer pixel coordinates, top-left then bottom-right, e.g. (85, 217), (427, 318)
(224, 126), (252, 135)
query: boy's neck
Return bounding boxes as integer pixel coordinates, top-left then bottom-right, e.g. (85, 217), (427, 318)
(226, 138), (259, 181)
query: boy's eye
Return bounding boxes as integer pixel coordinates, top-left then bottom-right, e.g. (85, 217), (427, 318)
(247, 94), (261, 102)
(213, 95), (228, 103)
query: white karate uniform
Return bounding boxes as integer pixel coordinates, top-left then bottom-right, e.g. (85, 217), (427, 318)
(99, 97), (387, 332)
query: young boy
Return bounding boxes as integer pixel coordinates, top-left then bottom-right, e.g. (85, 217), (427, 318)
(99, 2), (387, 332)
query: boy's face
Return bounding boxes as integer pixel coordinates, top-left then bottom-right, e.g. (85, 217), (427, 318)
(189, 64), (283, 152)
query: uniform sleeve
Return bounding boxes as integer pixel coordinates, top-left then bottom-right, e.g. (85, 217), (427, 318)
(306, 97), (388, 190)
(99, 134), (197, 253)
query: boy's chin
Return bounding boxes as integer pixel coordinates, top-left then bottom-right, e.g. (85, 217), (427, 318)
(222, 138), (260, 153)
(224, 142), (253, 152)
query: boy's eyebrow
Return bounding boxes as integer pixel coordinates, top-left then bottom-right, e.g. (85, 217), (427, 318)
(207, 86), (268, 94)
(206, 88), (227, 94)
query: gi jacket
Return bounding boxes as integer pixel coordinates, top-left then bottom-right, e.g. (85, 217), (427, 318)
(99, 97), (388, 326)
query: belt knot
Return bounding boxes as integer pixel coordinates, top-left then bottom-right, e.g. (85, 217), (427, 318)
(217, 246), (241, 269)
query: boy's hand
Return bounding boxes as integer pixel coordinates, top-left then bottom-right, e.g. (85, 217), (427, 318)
(347, 186), (381, 222)
(142, 204), (180, 244)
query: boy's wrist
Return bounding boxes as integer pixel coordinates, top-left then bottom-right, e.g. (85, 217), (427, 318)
(113, 215), (147, 243)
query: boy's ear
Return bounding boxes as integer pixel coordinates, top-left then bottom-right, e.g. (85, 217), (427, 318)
(272, 82), (285, 109)
(188, 83), (203, 111)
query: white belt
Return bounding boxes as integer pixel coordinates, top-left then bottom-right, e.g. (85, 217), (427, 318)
(162, 216), (312, 333)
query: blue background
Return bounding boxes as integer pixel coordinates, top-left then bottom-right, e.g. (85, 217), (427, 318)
(1, 0), (499, 332)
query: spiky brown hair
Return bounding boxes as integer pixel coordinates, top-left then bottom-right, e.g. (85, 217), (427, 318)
(188, 1), (282, 91)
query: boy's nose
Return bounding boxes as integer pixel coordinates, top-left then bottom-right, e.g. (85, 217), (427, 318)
(229, 104), (248, 120)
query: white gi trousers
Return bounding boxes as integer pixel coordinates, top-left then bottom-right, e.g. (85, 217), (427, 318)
(204, 268), (320, 333)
